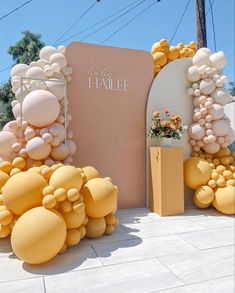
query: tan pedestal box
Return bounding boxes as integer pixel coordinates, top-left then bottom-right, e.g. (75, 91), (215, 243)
(150, 147), (184, 216)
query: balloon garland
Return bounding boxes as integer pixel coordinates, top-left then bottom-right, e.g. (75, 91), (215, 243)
(184, 48), (235, 215)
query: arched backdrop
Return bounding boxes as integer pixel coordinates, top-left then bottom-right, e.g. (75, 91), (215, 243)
(146, 58), (194, 207)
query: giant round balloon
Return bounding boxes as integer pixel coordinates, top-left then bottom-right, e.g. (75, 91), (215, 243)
(22, 90), (60, 127)
(11, 207), (66, 264)
(2, 172), (47, 215)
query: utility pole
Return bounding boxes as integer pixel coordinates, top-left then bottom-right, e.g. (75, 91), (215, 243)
(196, 0), (207, 48)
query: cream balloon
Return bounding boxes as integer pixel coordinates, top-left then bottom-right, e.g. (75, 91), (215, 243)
(25, 67), (45, 80)
(39, 46), (58, 61)
(11, 64), (29, 78)
(26, 137), (51, 160)
(22, 90), (60, 127)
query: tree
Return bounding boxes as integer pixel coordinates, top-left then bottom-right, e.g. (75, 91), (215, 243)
(0, 31), (45, 129)
(229, 82), (235, 96)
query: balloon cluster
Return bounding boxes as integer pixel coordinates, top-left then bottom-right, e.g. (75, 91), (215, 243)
(151, 39), (197, 76)
(0, 45), (76, 167)
(0, 159), (118, 264)
(186, 48), (234, 154)
(184, 152), (235, 215)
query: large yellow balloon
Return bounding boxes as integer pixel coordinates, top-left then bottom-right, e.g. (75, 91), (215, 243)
(2, 172), (47, 215)
(81, 178), (118, 218)
(86, 217), (106, 239)
(11, 207), (66, 264)
(184, 157), (212, 190)
(213, 185), (235, 215)
(49, 166), (82, 191)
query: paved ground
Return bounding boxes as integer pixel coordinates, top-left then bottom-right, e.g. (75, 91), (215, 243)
(0, 206), (234, 293)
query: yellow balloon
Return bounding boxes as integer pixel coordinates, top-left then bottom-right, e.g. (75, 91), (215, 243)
(66, 229), (81, 247)
(153, 52), (167, 67)
(167, 47), (180, 60)
(85, 217), (106, 239)
(82, 166), (100, 184)
(213, 185), (235, 215)
(0, 224), (11, 238)
(11, 207), (66, 264)
(0, 161), (13, 174)
(81, 178), (118, 218)
(49, 166), (82, 191)
(194, 185), (214, 205)
(184, 157), (212, 190)
(62, 203), (86, 229)
(0, 170), (9, 190)
(2, 172), (47, 215)
(12, 157), (26, 170)
(214, 148), (231, 158)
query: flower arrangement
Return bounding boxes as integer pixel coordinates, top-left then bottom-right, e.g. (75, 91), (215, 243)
(148, 109), (185, 139)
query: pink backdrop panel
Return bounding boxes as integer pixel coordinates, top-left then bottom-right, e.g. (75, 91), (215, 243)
(65, 42), (153, 208)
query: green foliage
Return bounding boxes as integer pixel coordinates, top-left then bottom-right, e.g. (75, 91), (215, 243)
(229, 82), (235, 96)
(8, 31), (45, 64)
(147, 110), (185, 140)
(0, 31), (45, 129)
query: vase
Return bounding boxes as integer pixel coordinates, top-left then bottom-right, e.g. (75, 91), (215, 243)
(160, 137), (172, 147)
(149, 137), (161, 147)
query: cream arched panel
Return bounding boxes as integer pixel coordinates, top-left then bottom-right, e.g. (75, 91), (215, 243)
(146, 58), (194, 207)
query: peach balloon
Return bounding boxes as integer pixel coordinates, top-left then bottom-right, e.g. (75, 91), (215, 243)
(203, 142), (220, 154)
(66, 140), (77, 156)
(199, 95), (207, 104)
(26, 137), (51, 160)
(212, 120), (230, 137)
(51, 143), (70, 160)
(22, 90), (60, 127)
(208, 104), (224, 120)
(188, 123), (205, 140)
(49, 123), (65, 142)
(0, 131), (17, 157)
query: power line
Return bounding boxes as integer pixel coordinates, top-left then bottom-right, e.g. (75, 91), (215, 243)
(0, 0), (32, 21)
(208, 0), (217, 51)
(56, 0), (142, 45)
(206, 0), (215, 15)
(80, 0), (148, 42)
(53, 0), (99, 45)
(170, 0), (192, 44)
(0, 65), (12, 73)
(101, 0), (161, 44)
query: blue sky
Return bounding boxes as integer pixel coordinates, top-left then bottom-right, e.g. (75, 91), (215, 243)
(0, 0), (234, 86)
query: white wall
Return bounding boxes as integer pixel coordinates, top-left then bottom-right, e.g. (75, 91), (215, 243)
(146, 58), (194, 207)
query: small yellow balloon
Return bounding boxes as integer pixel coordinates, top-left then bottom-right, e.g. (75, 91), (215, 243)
(86, 217), (106, 239)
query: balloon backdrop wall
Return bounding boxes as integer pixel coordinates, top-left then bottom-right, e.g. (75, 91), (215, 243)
(1, 45), (75, 166)
(0, 45), (119, 264)
(184, 48), (235, 214)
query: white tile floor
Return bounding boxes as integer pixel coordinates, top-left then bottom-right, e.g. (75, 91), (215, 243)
(0, 206), (234, 293)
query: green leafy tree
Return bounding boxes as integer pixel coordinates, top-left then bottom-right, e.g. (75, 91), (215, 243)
(229, 82), (235, 96)
(0, 31), (44, 128)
